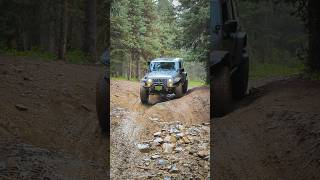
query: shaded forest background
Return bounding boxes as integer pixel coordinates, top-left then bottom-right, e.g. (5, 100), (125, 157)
(0, 0), (110, 63)
(0, 0), (319, 80)
(237, 0), (307, 79)
(110, 0), (209, 82)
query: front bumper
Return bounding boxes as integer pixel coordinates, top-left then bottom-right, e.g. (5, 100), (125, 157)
(142, 82), (178, 94)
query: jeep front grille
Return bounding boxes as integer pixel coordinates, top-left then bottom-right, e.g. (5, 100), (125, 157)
(152, 78), (167, 84)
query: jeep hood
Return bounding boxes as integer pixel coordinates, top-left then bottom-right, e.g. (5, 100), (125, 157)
(146, 71), (178, 78)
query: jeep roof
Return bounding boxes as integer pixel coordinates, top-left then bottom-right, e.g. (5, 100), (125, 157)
(151, 57), (182, 62)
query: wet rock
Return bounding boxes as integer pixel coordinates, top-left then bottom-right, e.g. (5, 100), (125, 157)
(151, 155), (161, 159)
(197, 150), (209, 159)
(156, 159), (168, 166)
(143, 156), (151, 162)
(162, 143), (175, 154)
(15, 104), (28, 111)
(153, 132), (162, 137)
(137, 143), (151, 153)
(169, 164), (179, 173)
(175, 146), (183, 152)
(176, 132), (185, 139)
(153, 137), (164, 145)
(169, 127), (180, 134)
(163, 175), (171, 180)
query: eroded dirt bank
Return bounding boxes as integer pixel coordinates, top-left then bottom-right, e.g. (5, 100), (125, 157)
(0, 57), (108, 179)
(110, 80), (210, 179)
(213, 77), (320, 180)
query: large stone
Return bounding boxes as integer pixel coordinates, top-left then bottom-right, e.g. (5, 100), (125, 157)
(153, 131), (162, 137)
(169, 164), (179, 173)
(137, 143), (151, 153)
(181, 136), (190, 144)
(197, 150), (209, 158)
(162, 143), (175, 154)
(153, 137), (164, 145)
(164, 135), (177, 143)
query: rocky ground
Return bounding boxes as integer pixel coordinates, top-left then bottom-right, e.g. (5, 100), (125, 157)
(110, 80), (210, 179)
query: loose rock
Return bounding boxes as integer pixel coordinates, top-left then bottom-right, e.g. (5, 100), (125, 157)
(15, 104), (28, 111)
(162, 143), (175, 154)
(137, 143), (151, 153)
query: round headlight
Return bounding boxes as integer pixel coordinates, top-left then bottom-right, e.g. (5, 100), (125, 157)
(168, 78), (173, 87)
(146, 79), (152, 86)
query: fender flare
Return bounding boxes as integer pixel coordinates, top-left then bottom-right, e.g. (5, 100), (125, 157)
(210, 50), (230, 68)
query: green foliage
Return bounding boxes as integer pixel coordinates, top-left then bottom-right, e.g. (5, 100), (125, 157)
(177, 0), (209, 62)
(189, 80), (206, 88)
(65, 49), (89, 64)
(0, 47), (56, 60)
(111, 0), (208, 80)
(249, 62), (304, 80)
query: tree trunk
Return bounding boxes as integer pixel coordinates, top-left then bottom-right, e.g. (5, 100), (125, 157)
(308, 0), (320, 72)
(59, 0), (68, 60)
(128, 56), (132, 80)
(84, 0), (97, 62)
(136, 55), (140, 79)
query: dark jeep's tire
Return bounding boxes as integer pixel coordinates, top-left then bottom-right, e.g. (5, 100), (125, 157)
(211, 65), (233, 117)
(183, 80), (188, 94)
(140, 86), (149, 104)
(175, 83), (184, 98)
(96, 74), (109, 134)
(232, 55), (249, 100)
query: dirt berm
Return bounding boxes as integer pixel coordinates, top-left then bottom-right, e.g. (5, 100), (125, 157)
(213, 77), (320, 180)
(0, 56), (108, 179)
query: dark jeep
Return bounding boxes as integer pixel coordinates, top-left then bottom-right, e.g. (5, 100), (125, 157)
(140, 58), (188, 104)
(210, 0), (249, 117)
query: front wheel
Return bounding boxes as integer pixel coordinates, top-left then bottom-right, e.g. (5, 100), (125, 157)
(175, 83), (184, 98)
(96, 74), (109, 134)
(232, 56), (249, 100)
(211, 65), (233, 117)
(183, 80), (188, 94)
(140, 86), (149, 104)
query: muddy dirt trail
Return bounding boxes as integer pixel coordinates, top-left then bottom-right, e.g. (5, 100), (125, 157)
(213, 77), (320, 180)
(0, 56), (108, 179)
(110, 80), (210, 179)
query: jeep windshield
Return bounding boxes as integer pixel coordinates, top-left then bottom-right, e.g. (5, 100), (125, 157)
(150, 62), (176, 71)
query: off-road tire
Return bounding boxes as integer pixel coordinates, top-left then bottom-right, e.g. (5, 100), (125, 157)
(211, 65), (233, 117)
(183, 80), (188, 94)
(96, 75), (109, 134)
(140, 86), (149, 104)
(232, 55), (249, 100)
(175, 83), (184, 98)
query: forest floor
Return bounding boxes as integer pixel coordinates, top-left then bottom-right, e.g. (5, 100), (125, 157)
(1, 56), (320, 179)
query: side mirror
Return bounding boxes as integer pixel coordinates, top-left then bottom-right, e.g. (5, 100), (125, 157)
(179, 68), (185, 73)
(147, 62), (151, 72)
(223, 20), (238, 34)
